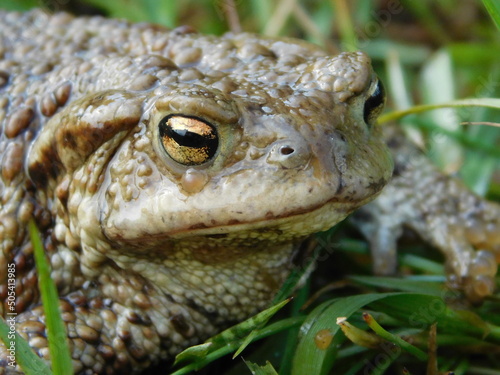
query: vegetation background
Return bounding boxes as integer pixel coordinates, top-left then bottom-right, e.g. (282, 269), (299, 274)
(1, 0), (499, 374)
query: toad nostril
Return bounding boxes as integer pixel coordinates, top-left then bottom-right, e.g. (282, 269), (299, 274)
(267, 141), (310, 169)
(280, 146), (295, 155)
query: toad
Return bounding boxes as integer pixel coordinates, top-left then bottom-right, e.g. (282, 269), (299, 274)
(0, 9), (498, 374)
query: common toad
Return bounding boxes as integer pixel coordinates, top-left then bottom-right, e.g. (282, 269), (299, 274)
(0, 9), (498, 374)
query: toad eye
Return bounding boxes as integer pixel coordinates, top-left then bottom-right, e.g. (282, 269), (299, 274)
(159, 115), (218, 166)
(363, 79), (385, 127)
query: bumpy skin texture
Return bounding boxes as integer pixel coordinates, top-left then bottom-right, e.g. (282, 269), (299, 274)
(0, 10), (393, 374)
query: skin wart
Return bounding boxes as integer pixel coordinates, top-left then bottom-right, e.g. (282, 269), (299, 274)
(0, 9), (498, 374)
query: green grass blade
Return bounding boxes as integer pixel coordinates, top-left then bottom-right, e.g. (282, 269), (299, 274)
(244, 360), (279, 374)
(333, 0), (358, 51)
(378, 98), (500, 124)
(291, 292), (500, 375)
(232, 330), (259, 358)
(369, 294), (495, 340)
(0, 318), (52, 375)
(278, 284), (310, 375)
(459, 67), (500, 195)
(482, 0), (500, 30)
(400, 254), (445, 274)
(171, 316), (305, 374)
(174, 298), (290, 366)
(363, 313), (428, 361)
(28, 220), (73, 375)
(291, 292), (405, 375)
(349, 276), (444, 295)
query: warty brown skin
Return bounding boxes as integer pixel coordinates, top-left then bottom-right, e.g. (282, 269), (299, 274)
(0, 9), (499, 375)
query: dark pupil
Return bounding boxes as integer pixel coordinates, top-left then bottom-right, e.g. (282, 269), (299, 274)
(166, 126), (213, 149)
(363, 80), (385, 125)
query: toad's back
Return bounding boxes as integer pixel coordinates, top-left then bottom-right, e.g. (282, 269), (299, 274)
(0, 10), (391, 374)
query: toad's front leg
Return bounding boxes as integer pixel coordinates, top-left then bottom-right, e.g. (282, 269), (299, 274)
(353, 129), (499, 303)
